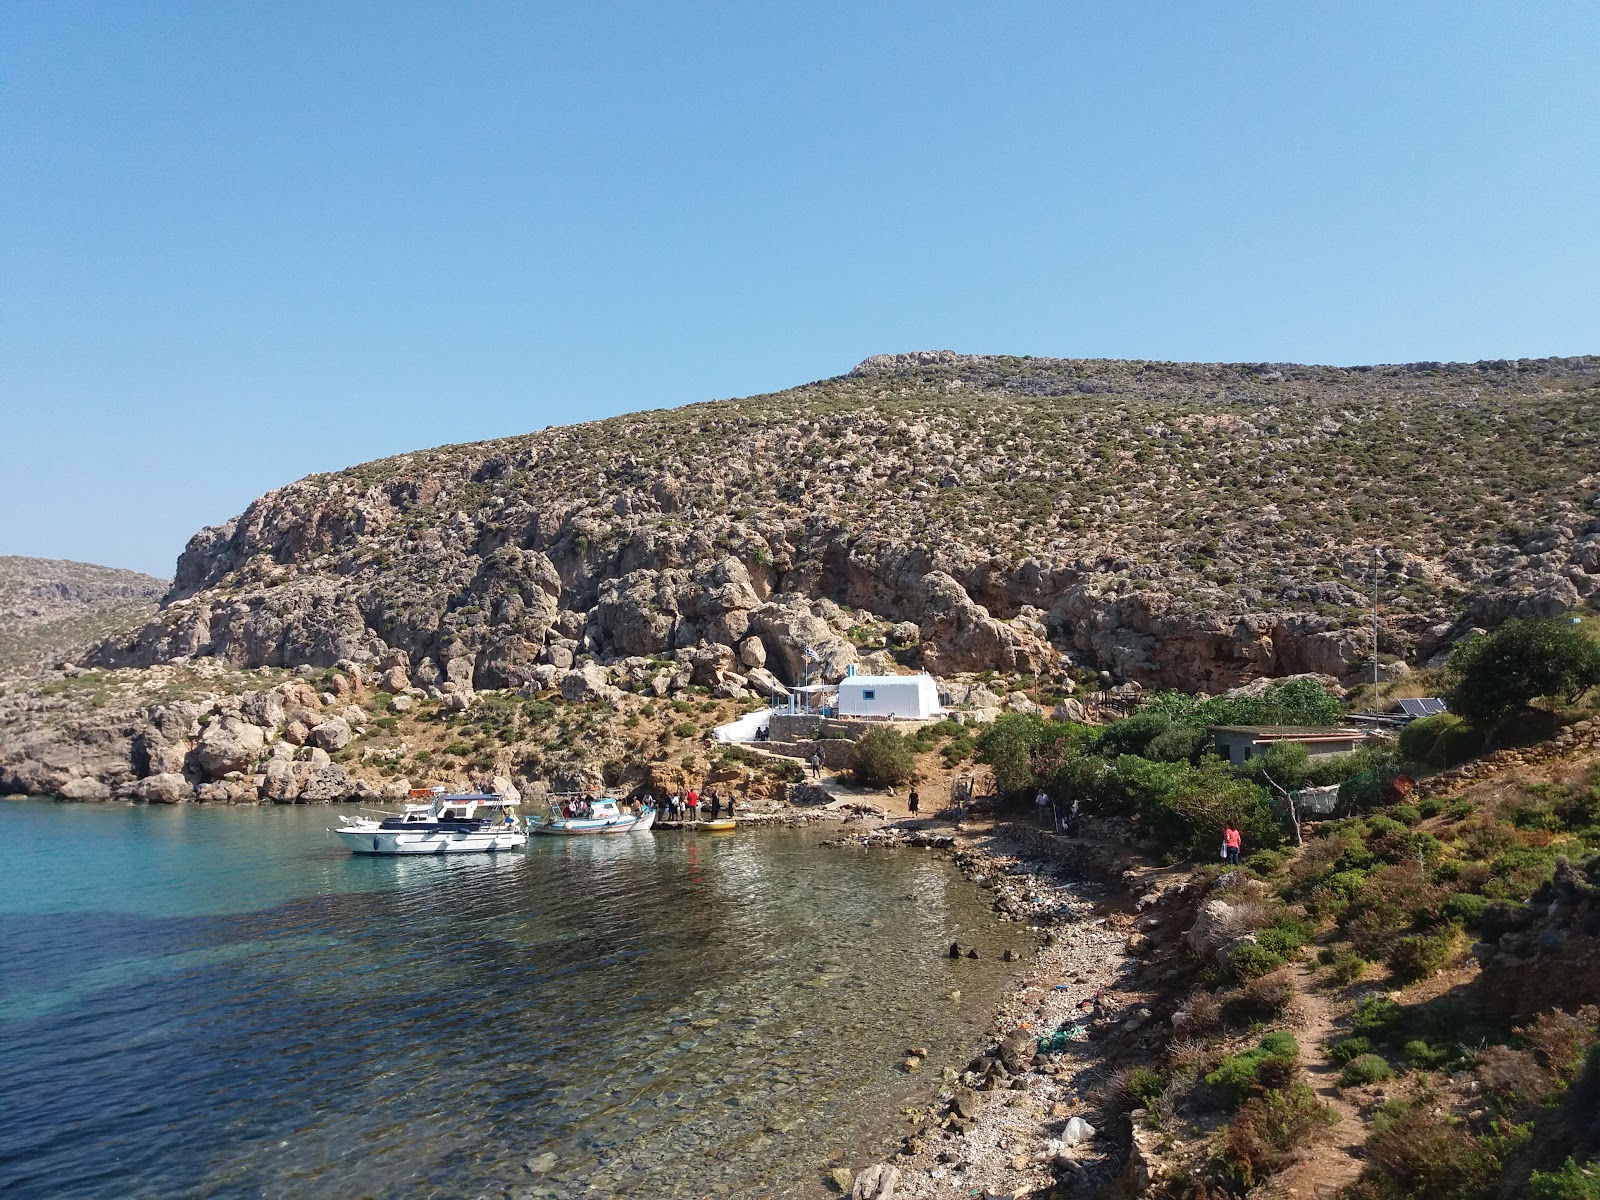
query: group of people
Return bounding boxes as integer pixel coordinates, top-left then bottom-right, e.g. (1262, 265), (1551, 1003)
(660, 787), (735, 822)
(560, 797), (598, 819)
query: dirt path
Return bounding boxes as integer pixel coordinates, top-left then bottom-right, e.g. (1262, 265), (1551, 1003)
(1258, 959), (1367, 1199)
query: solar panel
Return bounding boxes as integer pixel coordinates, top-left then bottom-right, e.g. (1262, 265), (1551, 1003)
(1398, 698), (1447, 718)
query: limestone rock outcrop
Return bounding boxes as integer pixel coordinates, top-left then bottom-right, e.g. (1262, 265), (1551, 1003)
(65, 352), (1600, 697)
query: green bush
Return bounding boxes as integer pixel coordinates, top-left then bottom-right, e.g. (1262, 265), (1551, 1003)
(1387, 929), (1460, 982)
(1443, 892), (1491, 927)
(848, 727), (916, 788)
(1228, 941), (1288, 980)
(1398, 712), (1482, 768)
(1352, 995), (1403, 1041)
(1391, 804), (1422, 826)
(673, 722), (699, 738)
(1404, 1039), (1449, 1070)
(1330, 1036), (1372, 1064)
(1256, 925), (1307, 959)
(1206, 1033), (1300, 1099)
(1340, 1053), (1395, 1086)
(1119, 1066), (1168, 1110)
(1328, 952), (1369, 986)
(1529, 1158), (1600, 1200)
(1259, 1031), (1300, 1057)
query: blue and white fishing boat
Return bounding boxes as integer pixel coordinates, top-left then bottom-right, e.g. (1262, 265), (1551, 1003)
(331, 788), (526, 854)
(526, 797), (656, 836)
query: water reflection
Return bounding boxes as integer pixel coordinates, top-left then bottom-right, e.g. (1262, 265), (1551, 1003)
(0, 803), (1026, 1199)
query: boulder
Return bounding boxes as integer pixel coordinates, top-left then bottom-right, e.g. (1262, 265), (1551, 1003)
(691, 643), (737, 686)
(1053, 698), (1087, 722)
(389, 694), (413, 713)
(309, 717), (353, 752)
(490, 775), (521, 803)
(193, 716), (266, 778)
(240, 690), (285, 730)
(262, 759), (300, 802)
(58, 776), (112, 801)
(560, 664), (623, 705)
(998, 1030), (1038, 1074)
(737, 636), (767, 669)
(297, 764), (354, 802)
(850, 1164), (899, 1200)
(379, 665), (411, 693)
(745, 666), (790, 697)
(136, 773), (192, 804)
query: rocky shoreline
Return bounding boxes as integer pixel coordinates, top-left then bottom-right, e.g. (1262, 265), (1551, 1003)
(824, 816), (1193, 1200)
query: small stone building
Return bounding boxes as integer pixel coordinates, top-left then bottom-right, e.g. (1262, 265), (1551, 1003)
(1210, 725), (1366, 765)
(835, 672), (942, 720)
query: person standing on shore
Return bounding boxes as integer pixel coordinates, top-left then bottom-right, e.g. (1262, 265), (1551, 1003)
(687, 788), (700, 822)
(708, 792), (722, 820)
(1223, 821), (1242, 866)
(726, 795), (736, 818)
(810, 750), (823, 779)
(908, 787), (920, 815)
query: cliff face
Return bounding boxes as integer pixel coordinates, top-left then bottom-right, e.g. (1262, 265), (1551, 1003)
(93, 353), (1600, 692)
(0, 557), (167, 675)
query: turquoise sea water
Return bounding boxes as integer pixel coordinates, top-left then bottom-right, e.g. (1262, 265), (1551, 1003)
(0, 801), (1024, 1199)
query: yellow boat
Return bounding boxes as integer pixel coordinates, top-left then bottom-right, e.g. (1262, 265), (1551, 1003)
(696, 819), (737, 832)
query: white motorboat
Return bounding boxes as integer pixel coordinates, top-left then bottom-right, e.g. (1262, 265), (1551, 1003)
(331, 788), (526, 855)
(526, 797), (657, 836)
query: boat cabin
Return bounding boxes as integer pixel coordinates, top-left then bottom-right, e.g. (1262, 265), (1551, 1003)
(389, 790), (519, 828)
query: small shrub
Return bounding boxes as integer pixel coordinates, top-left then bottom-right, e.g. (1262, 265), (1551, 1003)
(1356, 1107), (1500, 1199)
(1328, 952), (1369, 986)
(1386, 928), (1461, 982)
(1247, 848), (1290, 875)
(1529, 1158), (1600, 1200)
(1340, 1053), (1395, 1086)
(1228, 940), (1288, 980)
(1330, 1036), (1373, 1065)
(1216, 1081), (1334, 1191)
(1116, 1065), (1168, 1111)
(1404, 1039), (1449, 1070)
(1443, 891), (1491, 927)
(1228, 968), (1296, 1022)
(1173, 989), (1223, 1038)
(1392, 804), (1422, 826)
(1205, 1032), (1300, 1100)
(673, 722), (699, 738)
(1352, 995), (1403, 1041)
(1418, 797), (1445, 819)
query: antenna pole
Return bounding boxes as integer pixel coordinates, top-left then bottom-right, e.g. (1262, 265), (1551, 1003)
(1371, 546), (1381, 707)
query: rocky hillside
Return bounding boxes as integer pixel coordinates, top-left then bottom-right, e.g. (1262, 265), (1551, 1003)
(0, 557), (166, 676)
(92, 352), (1600, 693)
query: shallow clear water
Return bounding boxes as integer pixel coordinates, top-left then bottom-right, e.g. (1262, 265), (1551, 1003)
(0, 801), (1025, 1199)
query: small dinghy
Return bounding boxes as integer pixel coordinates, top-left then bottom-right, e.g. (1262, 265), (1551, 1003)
(695, 819), (737, 832)
(526, 797), (657, 836)
(331, 788), (525, 855)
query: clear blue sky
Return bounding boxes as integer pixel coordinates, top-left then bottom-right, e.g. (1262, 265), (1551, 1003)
(4, 2), (1597, 578)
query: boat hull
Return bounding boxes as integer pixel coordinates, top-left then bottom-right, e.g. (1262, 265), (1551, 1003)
(696, 819), (737, 832)
(527, 810), (657, 836)
(332, 826), (527, 854)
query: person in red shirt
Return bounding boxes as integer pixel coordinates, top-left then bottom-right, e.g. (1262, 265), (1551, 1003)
(686, 788), (700, 822)
(1223, 821), (1242, 866)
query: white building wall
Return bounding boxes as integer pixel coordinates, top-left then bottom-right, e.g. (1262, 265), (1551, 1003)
(836, 675), (941, 719)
